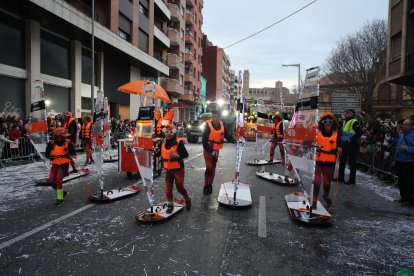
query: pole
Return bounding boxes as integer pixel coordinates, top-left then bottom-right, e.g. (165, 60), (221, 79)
(91, 0), (95, 115)
(297, 64), (301, 94)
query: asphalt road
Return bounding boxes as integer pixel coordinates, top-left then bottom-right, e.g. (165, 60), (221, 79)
(0, 141), (413, 275)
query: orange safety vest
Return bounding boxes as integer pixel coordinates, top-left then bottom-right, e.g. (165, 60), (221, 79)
(315, 132), (337, 163)
(274, 120), (283, 136)
(207, 120), (224, 151)
(81, 122), (92, 139)
(63, 117), (76, 130)
(50, 141), (71, 165)
(161, 138), (184, 170)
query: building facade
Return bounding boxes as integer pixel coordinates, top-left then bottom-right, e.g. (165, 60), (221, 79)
(201, 34), (232, 102)
(386, 0), (414, 87)
(0, 0), (170, 120)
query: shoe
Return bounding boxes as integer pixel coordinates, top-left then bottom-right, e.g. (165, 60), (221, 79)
(166, 204), (174, 214)
(71, 169), (79, 174)
(55, 199), (64, 206)
(344, 181), (355, 185)
(89, 160), (94, 164)
(267, 159), (274, 163)
(203, 186), (209, 196)
(323, 196), (333, 207)
(185, 198), (192, 210)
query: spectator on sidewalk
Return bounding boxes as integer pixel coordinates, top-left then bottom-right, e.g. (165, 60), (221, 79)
(394, 119), (414, 206)
(0, 129), (15, 164)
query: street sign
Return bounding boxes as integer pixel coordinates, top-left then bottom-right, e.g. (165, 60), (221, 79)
(331, 90), (361, 114)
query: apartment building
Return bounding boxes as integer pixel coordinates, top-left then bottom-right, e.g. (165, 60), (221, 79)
(386, 0), (414, 87)
(0, 0), (170, 119)
(201, 34), (232, 102)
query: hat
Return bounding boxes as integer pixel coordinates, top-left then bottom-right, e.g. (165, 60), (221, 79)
(53, 127), (70, 137)
(346, 109), (355, 115)
(63, 111), (73, 117)
(321, 112), (335, 119)
(163, 109), (174, 121)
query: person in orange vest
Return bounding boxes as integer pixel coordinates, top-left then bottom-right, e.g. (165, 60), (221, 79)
(45, 127), (77, 206)
(312, 112), (341, 209)
(63, 112), (78, 173)
(155, 123), (191, 213)
(80, 115), (94, 166)
(202, 109), (236, 195)
(269, 112), (285, 164)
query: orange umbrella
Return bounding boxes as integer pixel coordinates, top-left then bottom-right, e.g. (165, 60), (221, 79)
(117, 80), (171, 103)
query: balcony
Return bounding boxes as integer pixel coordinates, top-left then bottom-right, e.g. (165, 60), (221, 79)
(185, 31), (194, 45)
(185, 73), (194, 84)
(179, 91), (195, 103)
(185, 10), (194, 25)
(154, 0), (170, 19)
(168, 28), (181, 46)
(167, 53), (184, 71)
(154, 26), (170, 48)
(161, 78), (184, 96)
(168, 3), (181, 22)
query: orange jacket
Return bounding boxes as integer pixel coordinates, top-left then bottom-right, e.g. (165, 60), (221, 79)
(81, 122), (92, 139)
(161, 138), (184, 170)
(63, 117), (76, 130)
(315, 132), (337, 163)
(207, 120), (224, 151)
(50, 141), (71, 165)
(273, 120), (283, 138)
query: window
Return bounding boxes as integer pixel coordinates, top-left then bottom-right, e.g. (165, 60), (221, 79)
(0, 13), (24, 68)
(43, 84), (70, 114)
(41, 31), (70, 79)
(139, 0), (149, 16)
(81, 48), (98, 85)
(0, 75), (25, 117)
(119, 13), (131, 41)
(139, 29), (149, 52)
(391, 32), (402, 59)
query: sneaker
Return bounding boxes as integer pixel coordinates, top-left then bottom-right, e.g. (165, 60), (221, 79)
(166, 204), (174, 214)
(71, 169), (79, 174)
(89, 160), (94, 164)
(185, 198), (192, 210)
(267, 159), (274, 163)
(55, 199), (64, 206)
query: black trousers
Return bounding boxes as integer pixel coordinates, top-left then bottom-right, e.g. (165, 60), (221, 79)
(396, 162), (414, 202)
(338, 142), (358, 183)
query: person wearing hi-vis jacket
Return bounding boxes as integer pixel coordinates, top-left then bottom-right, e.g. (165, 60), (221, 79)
(201, 109), (236, 196)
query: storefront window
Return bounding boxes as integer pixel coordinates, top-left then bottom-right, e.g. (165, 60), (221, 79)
(43, 84), (70, 114)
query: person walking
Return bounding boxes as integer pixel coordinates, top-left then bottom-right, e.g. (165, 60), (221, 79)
(313, 112), (340, 209)
(157, 123), (191, 213)
(63, 112), (78, 173)
(45, 128), (76, 206)
(80, 115), (94, 166)
(394, 119), (414, 206)
(202, 109), (236, 196)
(269, 112), (285, 164)
(338, 109), (363, 185)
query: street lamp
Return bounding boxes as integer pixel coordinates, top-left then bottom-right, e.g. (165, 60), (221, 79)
(282, 63), (301, 94)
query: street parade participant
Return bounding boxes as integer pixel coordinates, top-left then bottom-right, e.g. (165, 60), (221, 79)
(154, 109), (162, 137)
(313, 112), (340, 209)
(156, 122), (191, 213)
(338, 109), (363, 185)
(80, 115), (94, 166)
(394, 119), (414, 206)
(45, 127), (77, 206)
(269, 112), (285, 164)
(202, 109), (236, 195)
(63, 111), (79, 173)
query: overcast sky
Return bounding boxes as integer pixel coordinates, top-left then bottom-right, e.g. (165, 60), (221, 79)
(202, 0), (389, 90)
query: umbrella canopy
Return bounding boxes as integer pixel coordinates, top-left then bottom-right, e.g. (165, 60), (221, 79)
(117, 80), (171, 103)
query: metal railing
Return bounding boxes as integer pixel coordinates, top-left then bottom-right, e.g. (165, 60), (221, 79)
(0, 137), (35, 166)
(355, 144), (398, 184)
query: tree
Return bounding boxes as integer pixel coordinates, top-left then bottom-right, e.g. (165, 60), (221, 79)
(324, 19), (387, 116)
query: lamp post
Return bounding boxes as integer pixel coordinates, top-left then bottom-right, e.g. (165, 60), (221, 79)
(282, 63), (301, 94)
(91, 0), (95, 115)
